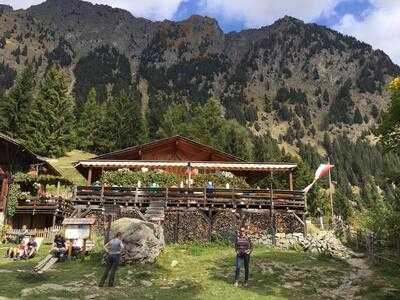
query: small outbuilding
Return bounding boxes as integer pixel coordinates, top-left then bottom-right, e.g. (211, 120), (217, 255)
(0, 133), (61, 226)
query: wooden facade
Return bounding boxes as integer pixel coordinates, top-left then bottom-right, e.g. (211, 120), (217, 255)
(75, 135), (297, 187)
(0, 133), (61, 225)
(73, 136), (306, 236)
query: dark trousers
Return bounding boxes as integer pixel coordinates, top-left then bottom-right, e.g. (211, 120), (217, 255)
(99, 254), (120, 287)
(235, 254), (250, 282)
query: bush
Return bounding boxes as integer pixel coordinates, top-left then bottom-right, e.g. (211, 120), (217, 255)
(100, 170), (250, 189)
(193, 173), (249, 189)
(100, 170), (183, 187)
(6, 184), (29, 218)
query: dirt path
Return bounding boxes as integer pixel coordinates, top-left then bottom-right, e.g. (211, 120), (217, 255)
(332, 257), (373, 299)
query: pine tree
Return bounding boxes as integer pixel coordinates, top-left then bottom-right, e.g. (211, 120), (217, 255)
(96, 91), (147, 153)
(353, 107), (363, 124)
(378, 77), (400, 154)
(218, 120), (254, 160)
(76, 88), (104, 152)
(23, 66), (76, 157)
(0, 65), (35, 138)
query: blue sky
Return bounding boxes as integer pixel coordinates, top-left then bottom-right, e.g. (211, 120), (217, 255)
(173, 0), (372, 32)
(5, 0), (400, 64)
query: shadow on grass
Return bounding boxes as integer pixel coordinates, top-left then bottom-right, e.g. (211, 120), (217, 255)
(208, 249), (349, 299)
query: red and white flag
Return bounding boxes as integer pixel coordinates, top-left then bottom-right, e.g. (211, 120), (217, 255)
(303, 164), (334, 193)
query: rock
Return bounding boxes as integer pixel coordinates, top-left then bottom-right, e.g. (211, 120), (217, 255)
(171, 260), (178, 267)
(110, 218), (165, 264)
(21, 284), (81, 297)
(140, 280), (153, 287)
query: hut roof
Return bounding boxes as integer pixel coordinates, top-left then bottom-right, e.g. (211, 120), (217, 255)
(0, 133), (61, 176)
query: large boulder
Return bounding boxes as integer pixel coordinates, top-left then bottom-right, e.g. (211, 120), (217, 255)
(110, 218), (165, 264)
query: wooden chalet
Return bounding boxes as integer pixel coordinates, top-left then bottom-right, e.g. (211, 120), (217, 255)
(73, 136), (306, 235)
(75, 135), (297, 187)
(0, 133), (61, 227)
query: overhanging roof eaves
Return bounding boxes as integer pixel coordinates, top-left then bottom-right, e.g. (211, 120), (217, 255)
(75, 160), (298, 172)
(0, 133), (61, 176)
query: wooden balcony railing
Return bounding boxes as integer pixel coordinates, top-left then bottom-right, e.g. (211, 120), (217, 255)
(73, 186), (305, 212)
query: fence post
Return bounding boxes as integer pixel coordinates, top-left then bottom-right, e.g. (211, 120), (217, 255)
(366, 232), (375, 260)
(397, 234), (400, 258)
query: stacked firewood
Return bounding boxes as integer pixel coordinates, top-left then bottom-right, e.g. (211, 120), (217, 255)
(82, 210), (302, 242)
(56, 197), (74, 217)
(164, 211), (209, 242)
(276, 213), (303, 233)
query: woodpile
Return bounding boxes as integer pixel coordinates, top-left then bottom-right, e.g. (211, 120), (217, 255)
(86, 209), (303, 243)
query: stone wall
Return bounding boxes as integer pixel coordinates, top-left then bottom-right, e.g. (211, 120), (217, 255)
(252, 231), (355, 259)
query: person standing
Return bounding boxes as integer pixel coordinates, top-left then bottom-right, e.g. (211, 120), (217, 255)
(99, 232), (124, 287)
(234, 227), (252, 287)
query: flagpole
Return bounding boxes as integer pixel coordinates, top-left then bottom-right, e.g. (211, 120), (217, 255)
(328, 157), (334, 218)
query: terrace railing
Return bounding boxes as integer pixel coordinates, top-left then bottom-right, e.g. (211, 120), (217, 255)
(73, 186), (305, 212)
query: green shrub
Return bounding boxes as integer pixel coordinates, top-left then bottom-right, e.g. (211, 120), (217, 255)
(6, 183), (29, 218)
(193, 173), (249, 189)
(100, 170), (250, 189)
(100, 170), (183, 187)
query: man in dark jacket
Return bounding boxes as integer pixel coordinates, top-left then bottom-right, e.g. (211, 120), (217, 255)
(234, 227), (252, 287)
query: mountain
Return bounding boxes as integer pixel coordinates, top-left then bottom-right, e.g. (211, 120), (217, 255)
(0, 0), (399, 150)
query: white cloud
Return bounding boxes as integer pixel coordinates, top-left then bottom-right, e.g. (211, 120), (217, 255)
(2, 0), (187, 20)
(199, 0), (345, 28)
(3, 0), (43, 9)
(334, 0), (400, 65)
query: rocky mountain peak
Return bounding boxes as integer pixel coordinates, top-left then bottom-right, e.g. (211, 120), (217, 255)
(0, 4), (13, 13)
(0, 0), (399, 148)
(272, 15), (305, 27)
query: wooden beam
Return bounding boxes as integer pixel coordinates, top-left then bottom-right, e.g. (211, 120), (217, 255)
(0, 177), (8, 213)
(289, 172), (293, 191)
(270, 189), (276, 246)
(208, 209), (213, 242)
(87, 168), (93, 186)
(303, 193), (308, 236)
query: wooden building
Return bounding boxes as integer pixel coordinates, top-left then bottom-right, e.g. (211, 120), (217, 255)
(73, 136), (306, 239)
(0, 133), (61, 227)
(75, 135), (297, 188)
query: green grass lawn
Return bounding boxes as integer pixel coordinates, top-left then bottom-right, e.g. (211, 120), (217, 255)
(0, 243), (399, 300)
(47, 150), (96, 185)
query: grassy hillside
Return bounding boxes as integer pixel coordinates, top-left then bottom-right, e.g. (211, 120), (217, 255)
(46, 150), (95, 185)
(0, 242), (398, 299)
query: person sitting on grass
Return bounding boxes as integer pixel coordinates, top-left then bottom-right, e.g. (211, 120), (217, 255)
(234, 227), (252, 287)
(17, 225), (28, 244)
(5, 239), (28, 260)
(52, 234), (67, 261)
(26, 235), (38, 258)
(99, 232), (124, 287)
(5, 242), (22, 259)
(70, 239), (82, 258)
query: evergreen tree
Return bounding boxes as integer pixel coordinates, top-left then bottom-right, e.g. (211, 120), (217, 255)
(157, 103), (190, 138)
(96, 91), (147, 153)
(378, 77), (400, 154)
(353, 107), (363, 124)
(218, 120), (254, 160)
(23, 66), (76, 157)
(0, 65), (35, 138)
(76, 88), (104, 152)
(253, 132), (282, 162)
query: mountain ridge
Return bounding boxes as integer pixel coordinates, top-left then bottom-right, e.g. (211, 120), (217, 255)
(0, 0), (399, 149)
